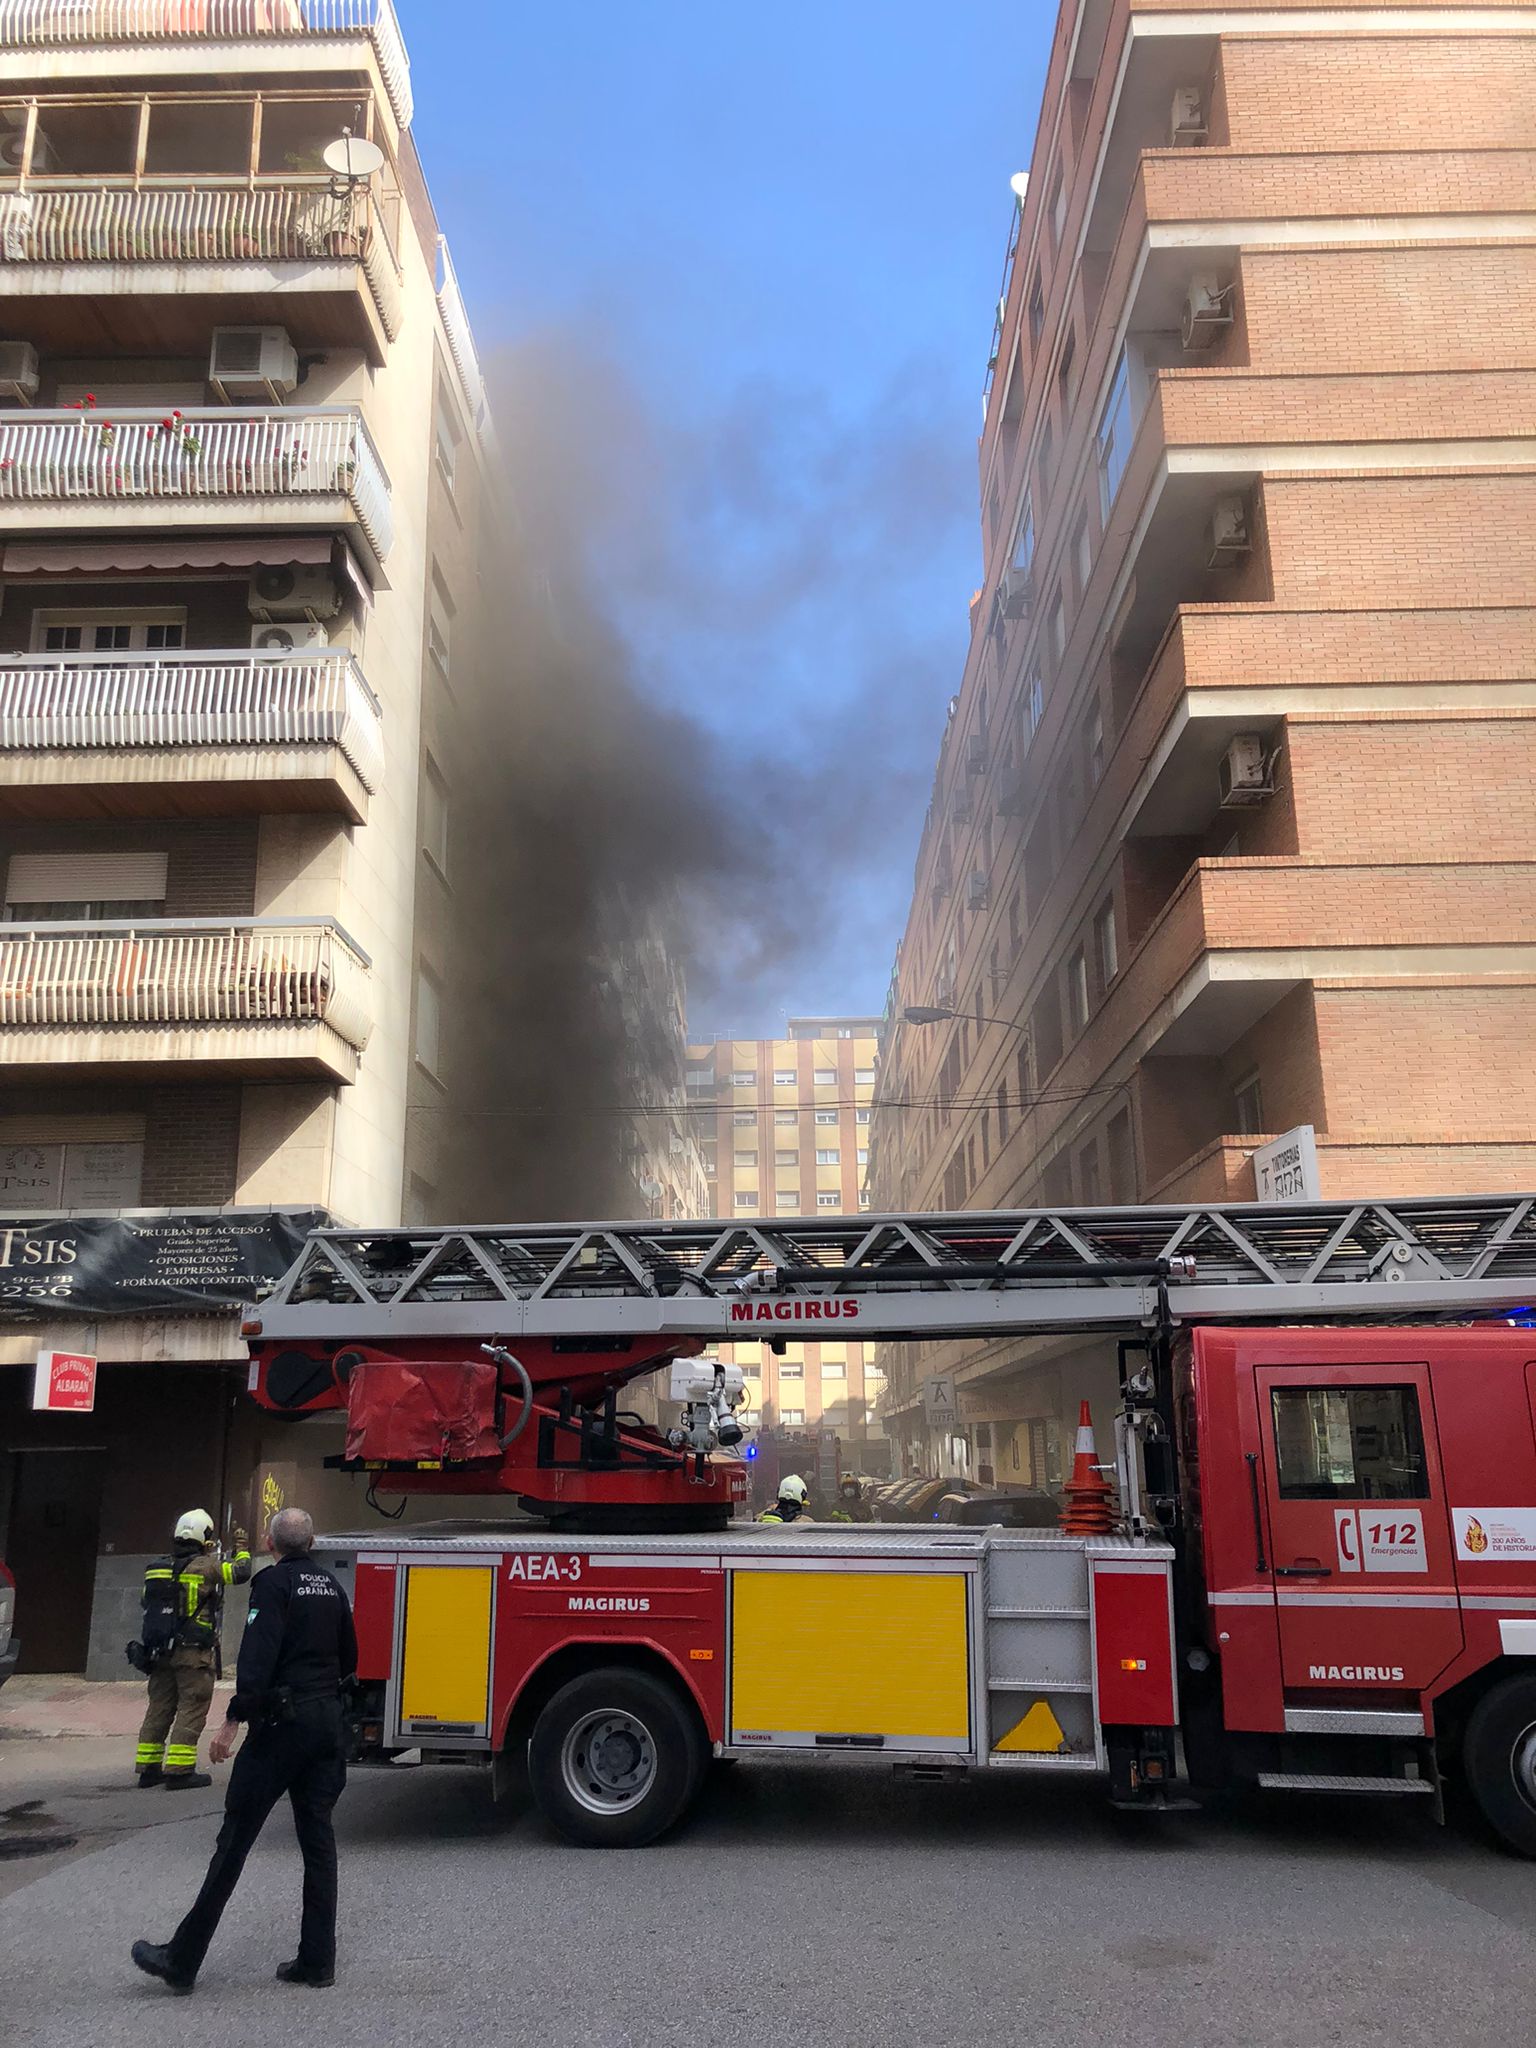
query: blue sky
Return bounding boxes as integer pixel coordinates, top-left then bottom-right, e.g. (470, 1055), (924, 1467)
(404, 1), (1052, 1036)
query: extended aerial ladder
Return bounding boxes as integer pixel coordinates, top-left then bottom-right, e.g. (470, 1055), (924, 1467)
(245, 1194), (1536, 1529)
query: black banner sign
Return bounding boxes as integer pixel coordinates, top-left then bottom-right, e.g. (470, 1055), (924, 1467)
(0, 1211), (326, 1318)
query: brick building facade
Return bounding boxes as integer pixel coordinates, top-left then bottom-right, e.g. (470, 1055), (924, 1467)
(869, 0), (1536, 1474)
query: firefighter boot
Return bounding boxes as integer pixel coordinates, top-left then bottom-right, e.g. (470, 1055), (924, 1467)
(137, 1765), (163, 1788)
(131, 1942), (195, 1995)
(163, 1772), (213, 1791)
(276, 1959), (335, 1988)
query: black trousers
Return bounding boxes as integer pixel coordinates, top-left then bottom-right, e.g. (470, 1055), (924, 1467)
(168, 1702), (346, 1977)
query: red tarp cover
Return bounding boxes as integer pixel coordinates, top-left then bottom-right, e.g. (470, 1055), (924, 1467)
(344, 1357), (501, 1465)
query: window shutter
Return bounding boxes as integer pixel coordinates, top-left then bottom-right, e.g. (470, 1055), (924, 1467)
(5, 851), (168, 903)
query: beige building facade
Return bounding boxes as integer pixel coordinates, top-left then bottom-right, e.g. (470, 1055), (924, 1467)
(687, 1019), (885, 1457)
(0, 0), (504, 1672)
(870, 0), (1536, 1478)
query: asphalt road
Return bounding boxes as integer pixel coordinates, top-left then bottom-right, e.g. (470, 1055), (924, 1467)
(3, 1741), (1535, 2048)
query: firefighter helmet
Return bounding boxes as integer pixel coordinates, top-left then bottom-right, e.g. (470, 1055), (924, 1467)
(778, 1474), (809, 1504)
(173, 1508), (216, 1547)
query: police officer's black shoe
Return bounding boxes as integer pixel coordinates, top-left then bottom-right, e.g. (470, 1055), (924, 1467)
(136, 1766), (163, 1788)
(276, 1959), (335, 1988)
(162, 1771), (213, 1790)
(131, 1941), (195, 1995)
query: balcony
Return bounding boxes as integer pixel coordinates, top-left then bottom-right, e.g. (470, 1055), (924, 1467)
(0, 913), (372, 1078)
(0, 1), (412, 130)
(0, 406), (392, 573)
(0, 647), (383, 821)
(0, 182), (402, 351)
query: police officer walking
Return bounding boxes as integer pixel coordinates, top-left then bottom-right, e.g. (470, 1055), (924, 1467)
(133, 1509), (251, 1789)
(131, 1506), (357, 1996)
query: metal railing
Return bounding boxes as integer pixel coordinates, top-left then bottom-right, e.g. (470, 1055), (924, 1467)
(0, 405), (393, 560)
(0, 0), (413, 127)
(434, 233), (484, 428)
(0, 184), (402, 338)
(0, 915), (372, 1047)
(0, 647), (384, 791)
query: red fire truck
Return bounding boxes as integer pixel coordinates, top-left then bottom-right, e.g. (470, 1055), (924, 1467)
(244, 1197), (1536, 1852)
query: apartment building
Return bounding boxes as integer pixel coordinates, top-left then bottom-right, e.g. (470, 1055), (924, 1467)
(0, 0), (502, 1672)
(870, 0), (1536, 1477)
(687, 1018), (885, 1457)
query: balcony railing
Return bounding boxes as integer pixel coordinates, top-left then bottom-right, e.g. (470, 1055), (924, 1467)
(0, 647), (384, 790)
(0, 183), (402, 339)
(434, 234), (484, 428)
(0, 0), (412, 127)
(0, 406), (393, 560)
(0, 915), (372, 1047)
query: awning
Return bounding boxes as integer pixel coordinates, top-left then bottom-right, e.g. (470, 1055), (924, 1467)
(2, 537), (335, 576)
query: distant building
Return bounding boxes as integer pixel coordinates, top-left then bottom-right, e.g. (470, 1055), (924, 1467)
(870, 0), (1536, 1480)
(686, 1019), (885, 1454)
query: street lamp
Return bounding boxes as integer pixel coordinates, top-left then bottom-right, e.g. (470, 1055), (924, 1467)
(903, 1003), (1029, 1038)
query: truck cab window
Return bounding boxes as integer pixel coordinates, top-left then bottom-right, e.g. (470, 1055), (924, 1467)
(1270, 1385), (1428, 1501)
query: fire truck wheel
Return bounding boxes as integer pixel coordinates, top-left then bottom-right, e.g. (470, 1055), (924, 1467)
(529, 1667), (705, 1847)
(1463, 1674), (1536, 1857)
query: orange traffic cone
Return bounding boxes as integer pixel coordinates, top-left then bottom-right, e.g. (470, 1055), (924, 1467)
(1058, 1399), (1117, 1535)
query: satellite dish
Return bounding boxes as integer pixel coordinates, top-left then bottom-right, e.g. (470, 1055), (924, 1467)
(322, 134), (385, 180)
(1009, 171), (1030, 202)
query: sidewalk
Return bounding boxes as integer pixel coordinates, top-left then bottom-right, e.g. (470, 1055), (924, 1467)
(0, 1674), (233, 1741)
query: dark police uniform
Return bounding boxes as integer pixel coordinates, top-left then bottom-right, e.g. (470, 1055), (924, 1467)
(164, 1551), (357, 1983)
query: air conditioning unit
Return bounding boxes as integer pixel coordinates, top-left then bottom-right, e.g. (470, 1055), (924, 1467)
(1218, 733), (1274, 808)
(930, 868), (954, 902)
(251, 620), (330, 653)
(967, 872), (991, 910)
(1208, 493), (1251, 566)
(1, 129), (56, 173)
(1181, 273), (1233, 351)
(966, 733), (988, 774)
(209, 326), (299, 404)
(1170, 87), (1207, 146)
(0, 340), (39, 405)
(999, 565), (1033, 619)
(247, 565), (341, 620)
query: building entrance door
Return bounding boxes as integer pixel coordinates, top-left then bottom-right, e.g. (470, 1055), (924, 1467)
(7, 1449), (105, 1673)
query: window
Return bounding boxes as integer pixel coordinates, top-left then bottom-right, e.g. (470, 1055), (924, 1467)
(996, 1079), (1010, 1144)
(734, 1149), (758, 1166)
(434, 391), (460, 492)
(735, 1191), (757, 1208)
(816, 1192), (840, 1208)
(774, 1149), (797, 1166)
(859, 1191), (871, 1209)
(773, 1069), (795, 1086)
(1037, 419), (1055, 501)
(814, 1068), (836, 1086)
(1017, 1040), (1032, 1107)
(1068, 949), (1090, 1032)
(854, 1067), (875, 1085)
(428, 576), (453, 680)
(1048, 594), (1066, 668)
(1234, 1071), (1264, 1136)
(1086, 707), (1105, 787)
(5, 849), (167, 921)
(1095, 899), (1118, 985)
(1027, 671), (1045, 737)
(1096, 349), (1135, 517)
(780, 1362), (804, 1378)
(1011, 497), (1035, 576)
(742, 1359), (761, 1377)
(835, 1027), (854, 1038)
(776, 1191), (800, 1209)
(1050, 168), (1068, 249)
(1074, 514), (1093, 601)
(821, 1358), (846, 1379)
(734, 1110), (755, 1127)
(422, 757), (450, 877)
(815, 1149), (840, 1166)
(1027, 271), (1045, 346)
(781, 1409), (805, 1426)
(731, 1070), (755, 1087)
(1271, 1386), (1429, 1501)
(774, 1110), (797, 1127)
(415, 967), (442, 1076)
(857, 1148), (869, 1165)
(35, 608), (185, 654)
(814, 1109), (837, 1125)
(1056, 328), (1076, 411)
(856, 1108), (871, 1126)
(1077, 1138), (1102, 1204)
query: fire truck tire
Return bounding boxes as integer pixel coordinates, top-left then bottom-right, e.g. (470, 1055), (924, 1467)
(1463, 1674), (1536, 1857)
(529, 1667), (705, 1848)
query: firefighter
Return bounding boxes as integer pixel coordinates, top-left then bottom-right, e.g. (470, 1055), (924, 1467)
(759, 1473), (814, 1524)
(837, 1474), (874, 1523)
(132, 1506), (358, 1995)
(133, 1509), (251, 1790)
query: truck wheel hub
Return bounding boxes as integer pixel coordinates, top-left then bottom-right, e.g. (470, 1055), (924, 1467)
(562, 1710), (656, 1813)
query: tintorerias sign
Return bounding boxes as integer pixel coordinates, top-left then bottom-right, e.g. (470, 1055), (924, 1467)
(0, 1211), (325, 1317)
